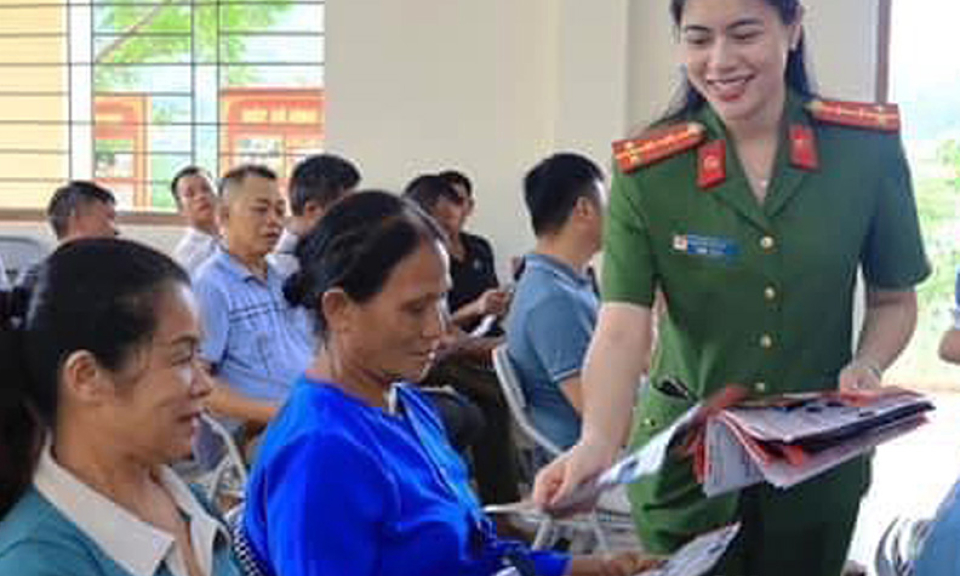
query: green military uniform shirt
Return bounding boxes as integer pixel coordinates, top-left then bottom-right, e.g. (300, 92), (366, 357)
(602, 90), (930, 554)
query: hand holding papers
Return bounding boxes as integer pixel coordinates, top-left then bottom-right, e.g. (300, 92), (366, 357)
(547, 385), (747, 514)
(545, 386), (933, 507)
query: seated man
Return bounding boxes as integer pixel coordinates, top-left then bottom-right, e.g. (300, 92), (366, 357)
(505, 153), (605, 451)
(404, 175), (522, 509)
(171, 165), (220, 274)
(269, 153), (361, 277)
(18, 181), (118, 291)
(405, 174), (510, 333)
(194, 165), (314, 444)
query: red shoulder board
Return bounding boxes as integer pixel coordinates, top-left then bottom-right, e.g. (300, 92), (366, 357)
(613, 123), (706, 173)
(807, 99), (901, 132)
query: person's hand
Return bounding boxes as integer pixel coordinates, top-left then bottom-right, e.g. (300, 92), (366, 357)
(838, 357), (884, 397)
(567, 551), (665, 576)
(531, 435), (618, 517)
(477, 288), (511, 317)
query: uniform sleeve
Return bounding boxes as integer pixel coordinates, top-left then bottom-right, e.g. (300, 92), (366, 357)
(264, 434), (393, 576)
(525, 294), (593, 385)
(601, 167), (657, 306)
(193, 275), (229, 368)
(861, 133), (931, 289)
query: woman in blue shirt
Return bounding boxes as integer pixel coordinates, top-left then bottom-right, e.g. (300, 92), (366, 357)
(241, 191), (657, 576)
(0, 238), (240, 576)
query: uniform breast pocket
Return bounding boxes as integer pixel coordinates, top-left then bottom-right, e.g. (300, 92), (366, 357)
(660, 233), (745, 312)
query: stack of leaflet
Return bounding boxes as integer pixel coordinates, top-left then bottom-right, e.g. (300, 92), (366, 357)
(518, 388), (932, 576)
(549, 387), (934, 506)
(696, 389), (934, 496)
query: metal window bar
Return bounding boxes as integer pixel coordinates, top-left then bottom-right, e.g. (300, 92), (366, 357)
(0, 0), (324, 209)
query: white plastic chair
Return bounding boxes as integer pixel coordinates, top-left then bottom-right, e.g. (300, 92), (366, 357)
(490, 344), (637, 552)
(187, 414), (249, 507)
(0, 235), (49, 286)
(874, 516), (932, 576)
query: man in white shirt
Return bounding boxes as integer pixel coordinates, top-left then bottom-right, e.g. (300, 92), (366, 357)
(268, 154), (361, 277)
(171, 166), (219, 274)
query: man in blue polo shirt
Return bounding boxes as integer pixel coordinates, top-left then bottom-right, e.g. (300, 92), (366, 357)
(193, 165), (314, 437)
(505, 153), (605, 451)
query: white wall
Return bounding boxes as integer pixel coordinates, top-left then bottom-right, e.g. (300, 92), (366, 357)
(326, 0), (629, 276)
(0, 0), (882, 273)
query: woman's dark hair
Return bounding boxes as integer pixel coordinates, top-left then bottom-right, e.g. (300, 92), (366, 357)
(0, 238), (189, 518)
(656, 0), (813, 126)
(284, 191), (444, 337)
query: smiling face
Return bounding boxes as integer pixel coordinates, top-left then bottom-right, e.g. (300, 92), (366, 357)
(100, 284), (212, 463)
(679, 0), (802, 127)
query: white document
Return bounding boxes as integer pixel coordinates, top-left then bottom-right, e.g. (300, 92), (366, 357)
(636, 524), (741, 576)
(722, 393), (931, 443)
(700, 392), (933, 496)
(550, 402), (703, 510)
(702, 418), (764, 497)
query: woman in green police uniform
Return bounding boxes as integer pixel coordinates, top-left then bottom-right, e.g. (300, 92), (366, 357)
(533, 0), (930, 574)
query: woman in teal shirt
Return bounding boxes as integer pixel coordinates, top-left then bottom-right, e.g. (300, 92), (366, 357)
(0, 238), (240, 576)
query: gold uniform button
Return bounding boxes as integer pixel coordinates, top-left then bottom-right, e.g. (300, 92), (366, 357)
(754, 381), (768, 394)
(759, 334), (774, 349)
(760, 236), (776, 251)
(764, 286), (777, 301)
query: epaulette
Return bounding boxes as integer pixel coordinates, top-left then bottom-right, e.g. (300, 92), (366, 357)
(613, 122), (706, 173)
(806, 99), (900, 132)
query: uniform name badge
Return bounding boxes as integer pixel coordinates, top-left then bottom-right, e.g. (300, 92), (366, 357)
(672, 234), (740, 261)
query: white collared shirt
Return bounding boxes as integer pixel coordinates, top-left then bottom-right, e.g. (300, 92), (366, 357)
(267, 228), (300, 278)
(34, 446), (228, 576)
(174, 228), (219, 275)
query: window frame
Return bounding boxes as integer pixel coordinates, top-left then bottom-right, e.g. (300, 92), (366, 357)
(0, 0), (325, 221)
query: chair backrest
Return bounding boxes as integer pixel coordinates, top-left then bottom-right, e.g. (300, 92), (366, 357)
(0, 235), (49, 285)
(491, 344), (563, 457)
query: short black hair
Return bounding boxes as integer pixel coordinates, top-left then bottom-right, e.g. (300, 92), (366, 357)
(288, 154), (361, 216)
(218, 164), (278, 197)
(46, 181), (116, 239)
(170, 166), (213, 207)
(438, 170), (472, 198)
(403, 174), (463, 213)
(523, 153), (603, 237)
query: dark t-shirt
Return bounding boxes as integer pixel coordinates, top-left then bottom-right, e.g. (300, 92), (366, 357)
(449, 232), (499, 331)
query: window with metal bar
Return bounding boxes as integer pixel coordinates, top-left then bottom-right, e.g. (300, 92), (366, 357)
(0, 0), (325, 211)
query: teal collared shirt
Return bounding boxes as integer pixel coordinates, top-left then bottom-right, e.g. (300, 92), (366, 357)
(0, 446), (240, 576)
